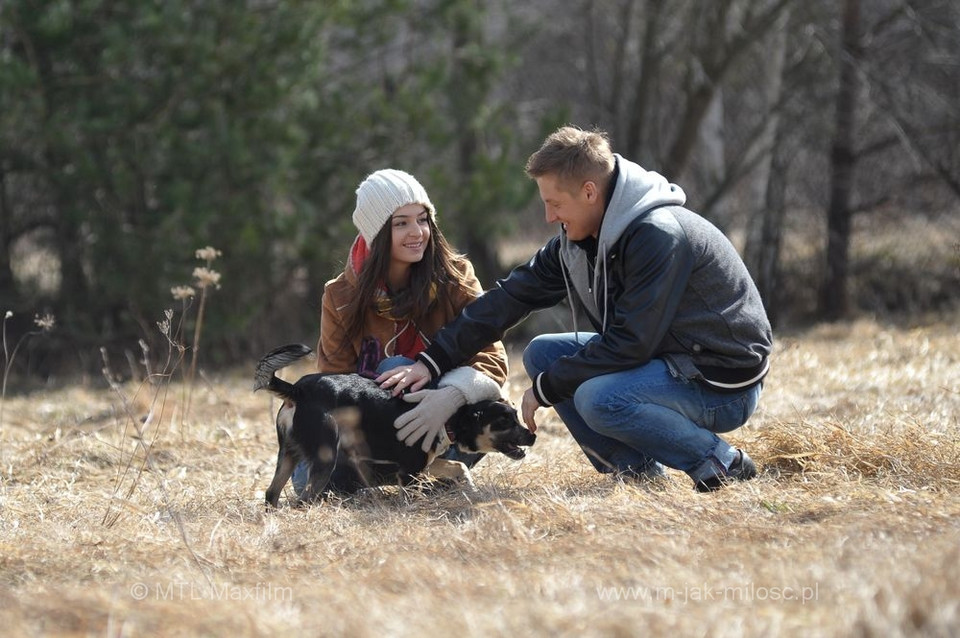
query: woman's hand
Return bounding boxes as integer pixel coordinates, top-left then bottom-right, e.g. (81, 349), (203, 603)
(376, 361), (432, 396)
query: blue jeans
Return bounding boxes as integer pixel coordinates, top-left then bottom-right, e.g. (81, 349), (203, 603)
(522, 333), (761, 483)
(290, 356), (483, 496)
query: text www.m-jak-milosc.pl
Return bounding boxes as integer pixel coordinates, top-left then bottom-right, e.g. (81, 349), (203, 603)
(596, 582), (819, 605)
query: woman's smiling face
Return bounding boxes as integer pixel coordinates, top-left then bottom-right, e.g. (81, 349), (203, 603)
(390, 203), (431, 268)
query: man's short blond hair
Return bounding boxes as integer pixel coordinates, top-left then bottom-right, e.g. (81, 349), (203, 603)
(525, 126), (615, 192)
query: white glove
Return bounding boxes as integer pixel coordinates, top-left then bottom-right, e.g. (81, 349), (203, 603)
(394, 386), (467, 452)
(437, 366), (502, 404)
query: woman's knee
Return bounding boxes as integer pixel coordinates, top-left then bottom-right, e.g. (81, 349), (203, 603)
(377, 355), (415, 374)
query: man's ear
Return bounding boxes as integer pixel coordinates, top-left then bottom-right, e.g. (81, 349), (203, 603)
(582, 180), (599, 202)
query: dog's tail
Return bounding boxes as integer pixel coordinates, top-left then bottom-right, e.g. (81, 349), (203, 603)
(253, 343), (313, 397)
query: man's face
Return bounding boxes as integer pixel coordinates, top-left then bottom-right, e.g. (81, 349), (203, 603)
(535, 174), (604, 241)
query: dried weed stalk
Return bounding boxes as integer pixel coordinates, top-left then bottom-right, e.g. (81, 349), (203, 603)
(1, 311), (55, 432)
(183, 247), (222, 420)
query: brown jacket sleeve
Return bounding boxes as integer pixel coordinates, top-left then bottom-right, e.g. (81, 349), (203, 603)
(316, 275), (357, 373)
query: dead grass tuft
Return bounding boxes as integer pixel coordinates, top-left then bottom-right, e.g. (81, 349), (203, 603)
(759, 416), (960, 487)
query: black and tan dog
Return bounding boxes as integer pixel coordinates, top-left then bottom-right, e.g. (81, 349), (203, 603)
(255, 344), (536, 507)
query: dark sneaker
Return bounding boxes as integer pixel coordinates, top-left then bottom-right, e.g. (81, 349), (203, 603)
(695, 449), (757, 492)
(616, 463), (669, 489)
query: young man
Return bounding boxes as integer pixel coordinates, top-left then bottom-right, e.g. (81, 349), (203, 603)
(378, 126), (772, 491)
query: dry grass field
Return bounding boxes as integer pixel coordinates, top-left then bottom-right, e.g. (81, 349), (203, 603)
(1, 315), (958, 637)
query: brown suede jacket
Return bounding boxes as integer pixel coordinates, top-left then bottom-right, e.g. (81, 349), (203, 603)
(316, 257), (508, 386)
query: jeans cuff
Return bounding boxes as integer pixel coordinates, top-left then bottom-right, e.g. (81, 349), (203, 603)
(688, 441), (736, 481)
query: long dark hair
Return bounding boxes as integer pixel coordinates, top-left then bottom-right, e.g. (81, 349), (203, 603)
(340, 214), (472, 348)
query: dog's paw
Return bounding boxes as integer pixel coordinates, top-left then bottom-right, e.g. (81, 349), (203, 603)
(459, 475), (479, 496)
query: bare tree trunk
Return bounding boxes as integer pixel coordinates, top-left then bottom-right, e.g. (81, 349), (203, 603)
(455, 129), (500, 281)
(756, 141), (790, 327)
(0, 164), (15, 298)
(819, 0), (862, 321)
(624, 0), (663, 159)
(54, 206), (88, 316)
(449, 7), (499, 283)
(699, 88), (727, 226)
(745, 8), (790, 324)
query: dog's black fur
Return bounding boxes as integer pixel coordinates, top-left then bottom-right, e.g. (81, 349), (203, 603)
(255, 344), (536, 507)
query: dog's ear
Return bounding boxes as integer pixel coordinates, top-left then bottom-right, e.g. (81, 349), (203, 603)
(464, 400), (517, 426)
(471, 399), (503, 418)
(486, 399), (517, 417)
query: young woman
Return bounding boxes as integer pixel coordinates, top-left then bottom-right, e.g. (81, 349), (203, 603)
(292, 169), (508, 495)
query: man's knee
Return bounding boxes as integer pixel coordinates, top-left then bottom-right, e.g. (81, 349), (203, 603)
(572, 376), (618, 426)
(522, 334), (552, 377)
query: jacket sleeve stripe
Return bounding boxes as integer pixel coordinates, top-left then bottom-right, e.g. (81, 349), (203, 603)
(417, 351), (442, 380)
(533, 372), (554, 407)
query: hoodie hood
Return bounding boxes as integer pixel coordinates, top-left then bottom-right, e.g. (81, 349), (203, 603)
(559, 154), (686, 331)
(598, 154), (686, 247)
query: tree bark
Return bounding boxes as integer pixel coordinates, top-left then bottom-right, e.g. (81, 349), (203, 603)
(449, 6), (500, 283)
(755, 141), (789, 327)
(745, 8), (790, 325)
(624, 0), (663, 159)
(0, 164), (15, 299)
(819, 0), (862, 321)
(699, 88), (727, 227)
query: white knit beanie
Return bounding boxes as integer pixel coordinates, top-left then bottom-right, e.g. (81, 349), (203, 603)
(352, 169), (435, 244)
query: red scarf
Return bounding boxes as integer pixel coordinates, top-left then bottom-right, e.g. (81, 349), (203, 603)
(349, 234), (427, 359)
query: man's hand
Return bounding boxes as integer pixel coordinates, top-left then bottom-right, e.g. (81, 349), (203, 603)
(394, 386), (466, 452)
(520, 387), (542, 433)
(377, 361), (432, 396)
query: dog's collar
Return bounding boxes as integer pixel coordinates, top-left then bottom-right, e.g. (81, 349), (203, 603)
(444, 423), (456, 443)
(432, 425), (454, 457)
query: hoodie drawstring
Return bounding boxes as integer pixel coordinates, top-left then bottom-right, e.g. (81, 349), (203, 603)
(592, 240), (610, 333)
(600, 244), (610, 332)
(559, 250), (580, 340)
